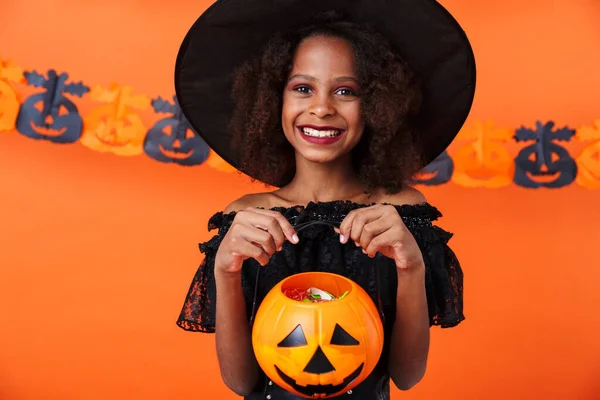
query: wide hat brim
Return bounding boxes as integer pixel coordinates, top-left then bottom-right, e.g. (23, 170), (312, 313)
(175, 0), (476, 187)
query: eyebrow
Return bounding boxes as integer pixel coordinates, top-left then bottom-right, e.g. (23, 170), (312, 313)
(287, 74), (359, 83)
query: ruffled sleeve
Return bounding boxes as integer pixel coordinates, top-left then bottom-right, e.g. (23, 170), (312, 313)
(176, 202), (464, 332)
(176, 211), (252, 333)
(399, 204), (464, 328)
(423, 226), (464, 327)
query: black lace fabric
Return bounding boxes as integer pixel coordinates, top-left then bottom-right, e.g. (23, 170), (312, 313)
(176, 201), (464, 333)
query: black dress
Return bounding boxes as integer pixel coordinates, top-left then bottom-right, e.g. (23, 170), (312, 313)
(177, 201), (464, 400)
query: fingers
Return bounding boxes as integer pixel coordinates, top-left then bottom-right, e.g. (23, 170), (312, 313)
(358, 218), (391, 249)
(229, 231), (271, 266)
(339, 205), (405, 258)
(364, 229), (400, 258)
(248, 208), (299, 244)
(338, 210), (356, 244)
(239, 211), (285, 251)
(339, 205), (385, 245)
(235, 208), (297, 250)
(225, 208), (299, 268)
(228, 222), (272, 253)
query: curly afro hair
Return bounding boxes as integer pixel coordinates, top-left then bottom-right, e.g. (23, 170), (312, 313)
(229, 17), (424, 193)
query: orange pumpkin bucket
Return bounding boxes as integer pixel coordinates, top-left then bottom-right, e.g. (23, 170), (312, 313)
(252, 272), (385, 398)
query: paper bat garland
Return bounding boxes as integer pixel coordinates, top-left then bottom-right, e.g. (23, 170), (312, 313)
(1, 60), (598, 189)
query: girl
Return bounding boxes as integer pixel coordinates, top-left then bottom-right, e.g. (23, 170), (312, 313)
(175, 1), (475, 399)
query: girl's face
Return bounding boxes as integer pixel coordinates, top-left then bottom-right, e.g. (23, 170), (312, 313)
(282, 35), (365, 164)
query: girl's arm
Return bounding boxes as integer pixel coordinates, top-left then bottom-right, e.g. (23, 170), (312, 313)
(387, 265), (430, 390)
(336, 192), (433, 391)
(212, 203), (299, 395)
(215, 271), (261, 396)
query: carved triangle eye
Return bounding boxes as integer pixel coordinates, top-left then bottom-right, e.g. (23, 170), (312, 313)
(277, 324), (308, 347)
(330, 324), (360, 346)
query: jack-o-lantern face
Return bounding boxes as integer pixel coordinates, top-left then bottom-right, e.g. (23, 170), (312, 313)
(514, 121), (577, 188)
(452, 121), (515, 188)
(80, 84), (150, 156)
(0, 60), (23, 132)
(412, 150), (454, 186)
(252, 272), (384, 399)
(274, 323), (365, 397)
(143, 96), (209, 165)
(15, 70), (89, 143)
(575, 121), (600, 189)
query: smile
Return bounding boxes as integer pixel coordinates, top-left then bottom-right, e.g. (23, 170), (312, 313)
(297, 125), (345, 145)
(525, 171), (561, 182)
(159, 145), (193, 159)
(275, 363), (364, 397)
(30, 121), (67, 137)
(96, 135), (130, 146)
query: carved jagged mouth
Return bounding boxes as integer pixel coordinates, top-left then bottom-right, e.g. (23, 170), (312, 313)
(275, 363), (364, 397)
(159, 145), (192, 159)
(525, 171), (561, 183)
(96, 137), (129, 147)
(415, 170), (439, 181)
(30, 122), (66, 136)
(94, 129), (131, 147)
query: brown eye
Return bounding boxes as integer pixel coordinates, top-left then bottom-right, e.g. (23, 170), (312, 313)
(294, 86), (312, 94)
(335, 88), (356, 97)
(278, 324), (308, 347)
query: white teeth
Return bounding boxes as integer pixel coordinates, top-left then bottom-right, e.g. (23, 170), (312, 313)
(301, 127), (342, 138)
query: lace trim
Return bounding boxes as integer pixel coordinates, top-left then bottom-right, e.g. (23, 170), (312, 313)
(206, 200), (442, 236)
(177, 200), (464, 333)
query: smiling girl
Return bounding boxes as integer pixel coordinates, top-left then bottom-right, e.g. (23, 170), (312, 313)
(175, 2), (475, 399)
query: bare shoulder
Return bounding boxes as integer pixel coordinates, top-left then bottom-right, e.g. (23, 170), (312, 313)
(379, 186), (426, 206)
(223, 192), (276, 214)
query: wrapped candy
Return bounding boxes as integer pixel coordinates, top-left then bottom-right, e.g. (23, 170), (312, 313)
(282, 286), (349, 303)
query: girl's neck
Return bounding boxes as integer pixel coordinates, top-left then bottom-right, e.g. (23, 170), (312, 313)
(275, 154), (377, 205)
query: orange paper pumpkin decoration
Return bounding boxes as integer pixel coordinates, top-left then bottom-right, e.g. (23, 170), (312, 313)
(252, 272), (384, 399)
(452, 120), (515, 188)
(206, 150), (237, 173)
(0, 60), (24, 132)
(81, 84), (150, 156)
(575, 120), (600, 189)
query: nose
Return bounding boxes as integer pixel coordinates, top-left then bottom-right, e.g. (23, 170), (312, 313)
(303, 346), (335, 374)
(308, 95), (335, 119)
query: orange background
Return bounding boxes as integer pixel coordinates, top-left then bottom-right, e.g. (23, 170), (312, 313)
(1, 0), (600, 399)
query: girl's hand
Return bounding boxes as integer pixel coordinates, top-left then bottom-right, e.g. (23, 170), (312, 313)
(215, 208), (299, 275)
(338, 204), (424, 271)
